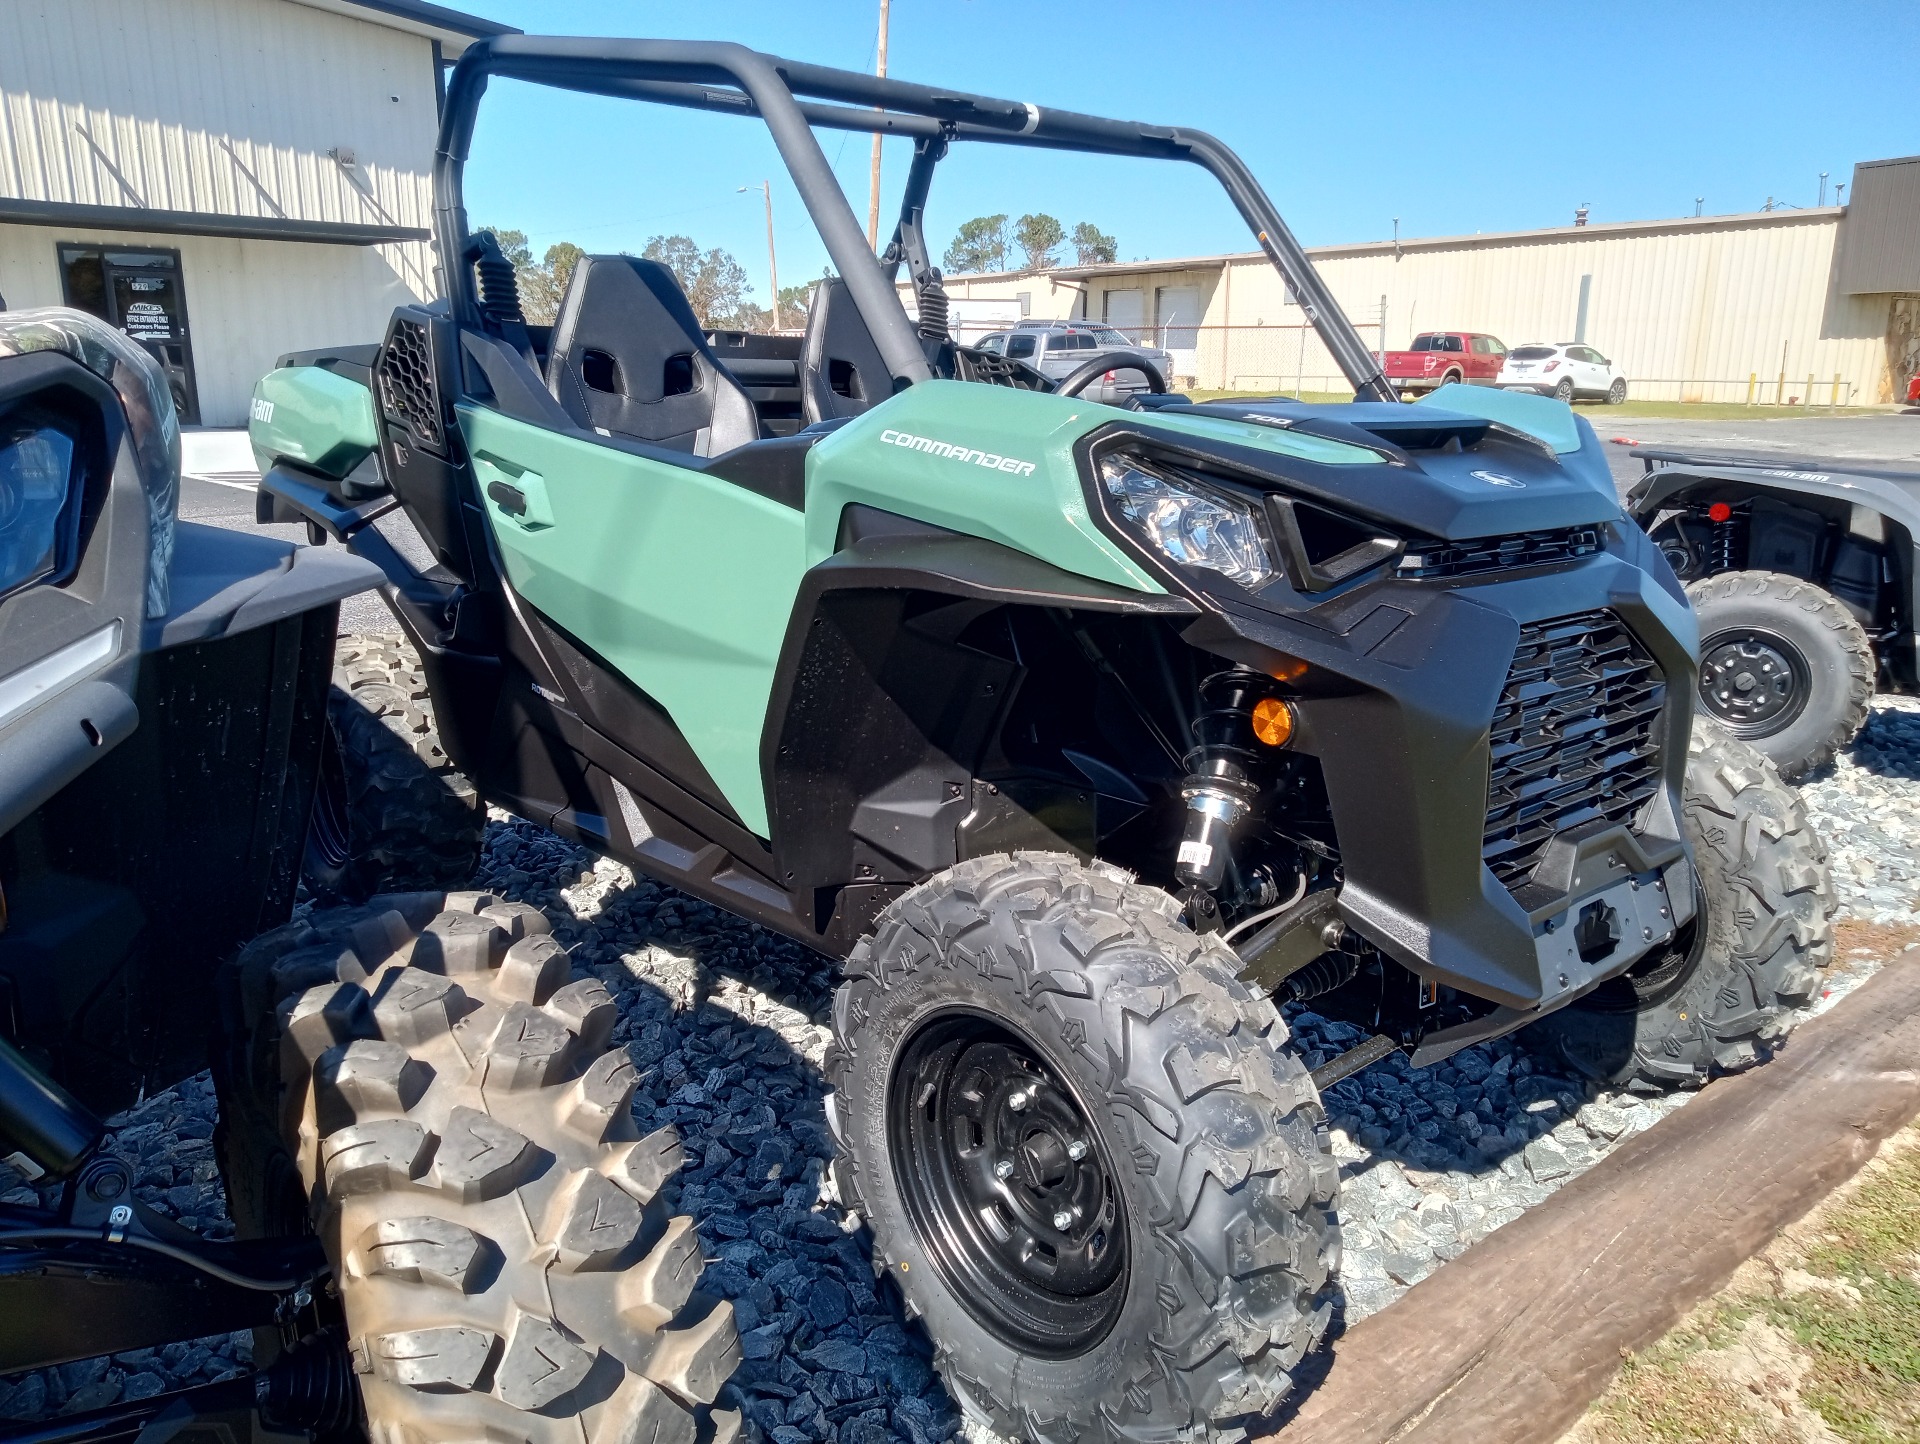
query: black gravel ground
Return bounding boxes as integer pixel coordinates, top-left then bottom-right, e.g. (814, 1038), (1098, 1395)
(4, 694), (1909, 1436)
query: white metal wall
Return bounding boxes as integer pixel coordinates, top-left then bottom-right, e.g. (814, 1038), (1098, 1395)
(941, 212), (1901, 404)
(0, 0), (439, 421)
(0, 224), (418, 423)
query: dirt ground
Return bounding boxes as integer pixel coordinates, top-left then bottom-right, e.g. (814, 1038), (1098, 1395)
(1560, 1124), (1920, 1444)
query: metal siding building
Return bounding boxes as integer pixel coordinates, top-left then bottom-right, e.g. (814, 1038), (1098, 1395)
(0, 0), (510, 424)
(937, 190), (1916, 404)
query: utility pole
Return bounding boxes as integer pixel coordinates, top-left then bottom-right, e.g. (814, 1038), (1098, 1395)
(866, 0), (890, 251)
(740, 182), (780, 329)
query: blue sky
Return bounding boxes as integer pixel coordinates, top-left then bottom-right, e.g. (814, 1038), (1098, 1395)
(463, 2), (1918, 304)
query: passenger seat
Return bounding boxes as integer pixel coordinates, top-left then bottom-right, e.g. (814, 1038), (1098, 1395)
(800, 278), (894, 426)
(545, 255), (758, 456)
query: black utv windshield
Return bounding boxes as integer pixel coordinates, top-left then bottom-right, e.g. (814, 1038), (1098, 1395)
(435, 36), (1395, 403)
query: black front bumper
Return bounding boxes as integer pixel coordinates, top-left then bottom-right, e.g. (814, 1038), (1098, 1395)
(1184, 537), (1701, 1012)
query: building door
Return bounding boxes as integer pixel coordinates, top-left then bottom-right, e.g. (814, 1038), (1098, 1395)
(58, 245), (201, 424)
(1155, 285), (1203, 383)
(1102, 288), (1145, 342)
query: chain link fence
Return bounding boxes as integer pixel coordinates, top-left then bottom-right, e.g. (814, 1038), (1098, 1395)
(943, 318), (1869, 407)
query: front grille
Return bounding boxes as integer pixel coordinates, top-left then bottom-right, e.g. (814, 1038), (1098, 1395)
(1483, 611), (1666, 891)
(1398, 526), (1601, 580)
(377, 317), (445, 455)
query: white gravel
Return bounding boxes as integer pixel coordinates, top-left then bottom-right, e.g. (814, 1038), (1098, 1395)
(4, 700), (1914, 1435)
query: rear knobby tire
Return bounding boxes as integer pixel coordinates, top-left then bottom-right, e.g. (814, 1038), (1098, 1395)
(1527, 722), (1836, 1091)
(215, 892), (741, 1443)
(1687, 571), (1874, 779)
(825, 854), (1340, 1444)
(306, 634), (486, 902)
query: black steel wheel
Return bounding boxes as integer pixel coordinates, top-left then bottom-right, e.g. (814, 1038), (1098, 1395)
(826, 854), (1338, 1444)
(1685, 572), (1874, 778)
(1698, 627), (1810, 737)
(889, 1013), (1127, 1356)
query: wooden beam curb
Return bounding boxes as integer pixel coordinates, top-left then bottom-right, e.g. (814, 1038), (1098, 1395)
(1273, 949), (1920, 1444)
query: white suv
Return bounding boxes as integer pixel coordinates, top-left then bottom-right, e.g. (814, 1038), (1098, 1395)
(1498, 343), (1627, 403)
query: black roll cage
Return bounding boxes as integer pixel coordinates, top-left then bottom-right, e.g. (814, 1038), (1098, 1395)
(436, 36), (1395, 403)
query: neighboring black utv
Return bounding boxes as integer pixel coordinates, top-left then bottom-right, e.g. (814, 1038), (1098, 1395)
(1628, 448), (1920, 778)
(0, 308), (378, 1436)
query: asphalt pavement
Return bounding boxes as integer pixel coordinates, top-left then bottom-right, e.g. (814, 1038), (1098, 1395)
(1596, 412), (1920, 496)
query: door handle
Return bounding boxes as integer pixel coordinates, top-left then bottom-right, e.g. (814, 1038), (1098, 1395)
(474, 454), (554, 529)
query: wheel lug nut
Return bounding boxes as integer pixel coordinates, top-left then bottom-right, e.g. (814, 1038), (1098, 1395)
(1067, 1140), (1088, 1161)
(1052, 1210), (1073, 1230)
(1008, 1090), (1031, 1111)
(994, 1159), (1014, 1180)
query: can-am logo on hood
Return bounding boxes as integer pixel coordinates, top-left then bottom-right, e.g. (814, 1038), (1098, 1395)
(881, 428), (1038, 476)
(1470, 469), (1526, 489)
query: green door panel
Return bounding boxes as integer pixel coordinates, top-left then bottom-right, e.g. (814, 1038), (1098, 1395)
(248, 366), (378, 479)
(461, 406), (806, 837)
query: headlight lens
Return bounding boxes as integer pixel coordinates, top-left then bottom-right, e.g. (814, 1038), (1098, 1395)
(0, 418), (78, 600)
(1099, 454), (1272, 588)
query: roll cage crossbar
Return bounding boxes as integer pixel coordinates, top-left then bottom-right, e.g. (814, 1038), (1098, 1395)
(436, 36), (1396, 403)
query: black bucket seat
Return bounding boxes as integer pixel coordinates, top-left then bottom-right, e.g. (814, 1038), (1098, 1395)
(800, 278), (894, 426)
(546, 255), (758, 456)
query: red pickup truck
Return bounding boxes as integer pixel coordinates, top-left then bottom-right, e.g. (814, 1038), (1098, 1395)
(1381, 331), (1508, 395)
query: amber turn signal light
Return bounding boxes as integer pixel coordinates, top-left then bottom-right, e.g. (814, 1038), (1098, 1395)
(1251, 696), (1295, 748)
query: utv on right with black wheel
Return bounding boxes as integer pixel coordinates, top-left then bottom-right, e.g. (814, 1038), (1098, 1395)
(1629, 448), (1920, 777)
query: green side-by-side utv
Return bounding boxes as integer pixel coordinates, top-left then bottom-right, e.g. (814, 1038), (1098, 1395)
(234, 35), (1832, 1444)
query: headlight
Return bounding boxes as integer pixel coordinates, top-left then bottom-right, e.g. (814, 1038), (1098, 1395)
(1098, 454), (1272, 589)
(0, 416), (79, 600)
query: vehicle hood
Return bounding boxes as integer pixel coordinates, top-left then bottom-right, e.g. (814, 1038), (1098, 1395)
(1132, 390), (1626, 541)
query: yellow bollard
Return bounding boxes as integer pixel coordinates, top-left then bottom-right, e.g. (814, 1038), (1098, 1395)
(1747, 372), (1757, 405)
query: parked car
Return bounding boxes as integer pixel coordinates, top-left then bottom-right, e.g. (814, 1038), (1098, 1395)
(975, 321), (1172, 402)
(1499, 342), (1628, 403)
(1381, 331), (1508, 395)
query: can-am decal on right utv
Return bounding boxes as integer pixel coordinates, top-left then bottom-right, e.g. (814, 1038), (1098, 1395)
(248, 36), (1835, 1444)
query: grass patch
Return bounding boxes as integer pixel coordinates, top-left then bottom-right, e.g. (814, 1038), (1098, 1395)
(1568, 1129), (1920, 1444)
(1600, 400), (1886, 422)
(1180, 388), (1354, 404)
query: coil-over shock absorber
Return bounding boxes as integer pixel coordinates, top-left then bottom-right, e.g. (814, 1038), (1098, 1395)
(1174, 668), (1294, 921)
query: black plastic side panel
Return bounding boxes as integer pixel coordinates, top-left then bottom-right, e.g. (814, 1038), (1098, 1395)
(0, 609), (334, 1112)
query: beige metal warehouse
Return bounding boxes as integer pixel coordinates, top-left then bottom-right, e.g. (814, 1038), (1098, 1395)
(0, 0), (513, 425)
(932, 166), (1920, 405)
